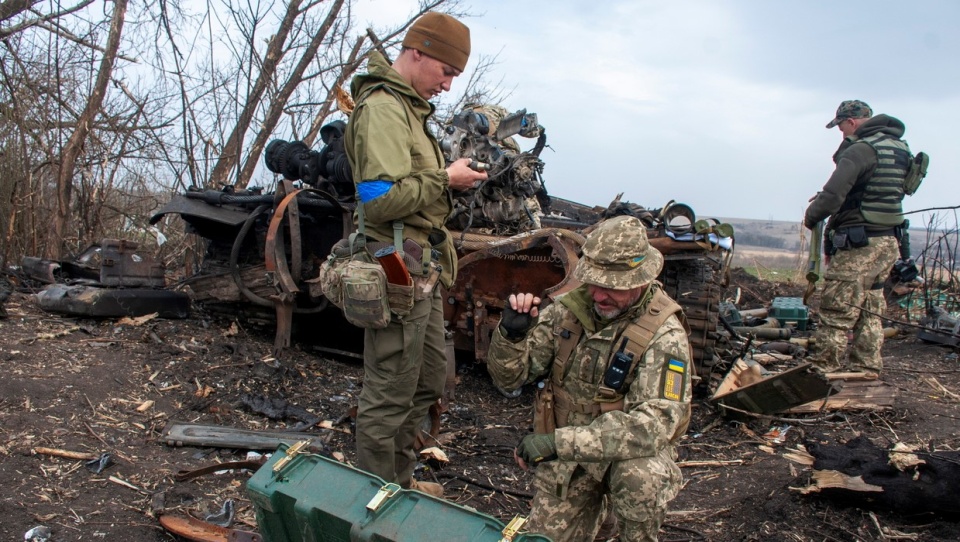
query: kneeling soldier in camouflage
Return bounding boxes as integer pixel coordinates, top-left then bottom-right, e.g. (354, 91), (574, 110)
(486, 215), (693, 542)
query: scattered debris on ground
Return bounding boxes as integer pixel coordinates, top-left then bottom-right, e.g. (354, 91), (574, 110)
(2, 262), (959, 541)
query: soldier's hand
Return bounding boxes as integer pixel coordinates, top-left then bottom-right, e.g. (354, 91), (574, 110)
(446, 158), (488, 191)
(516, 433), (557, 466)
(500, 293), (540, 340)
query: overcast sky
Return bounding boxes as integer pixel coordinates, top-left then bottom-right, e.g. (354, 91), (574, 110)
(353, 0), (959, 224)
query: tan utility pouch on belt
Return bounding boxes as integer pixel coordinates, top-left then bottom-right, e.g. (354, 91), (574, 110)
(340, 259), (390, 329)
(533, 381), (557, 434)
(385, 281), (414, 317)
(321, 240), (409, 324)
(318, 238), (354, 310)
(411, 261), (442, 302)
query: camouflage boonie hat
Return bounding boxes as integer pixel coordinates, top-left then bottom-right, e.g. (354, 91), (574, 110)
(574, 215), (664, 290)
(826, 100), (872, 128)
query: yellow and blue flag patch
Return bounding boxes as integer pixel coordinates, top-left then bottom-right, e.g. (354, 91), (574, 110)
(662, 357), (686, 401)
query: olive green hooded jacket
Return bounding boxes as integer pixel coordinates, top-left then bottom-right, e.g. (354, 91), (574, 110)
(345, 51), (457, 287)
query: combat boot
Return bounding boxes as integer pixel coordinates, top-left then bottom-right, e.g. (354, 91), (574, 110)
(408, 479), (444, 498)
(593, 509), (619, 541)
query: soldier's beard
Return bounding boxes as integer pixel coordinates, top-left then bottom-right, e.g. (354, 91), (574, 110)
(594, 304), (627, 320)
(591, 288), (644, 320)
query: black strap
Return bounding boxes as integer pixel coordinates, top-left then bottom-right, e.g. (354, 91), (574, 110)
(552, 311), (584, 386)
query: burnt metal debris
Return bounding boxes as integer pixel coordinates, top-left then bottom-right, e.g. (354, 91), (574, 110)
(161, 421), (328, 451)
(24, 238), (190, 318)
(150, 110), (735, 385)
(918, 306), (960, 347)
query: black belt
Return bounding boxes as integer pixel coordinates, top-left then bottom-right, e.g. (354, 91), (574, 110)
(866, 228), (897, 238)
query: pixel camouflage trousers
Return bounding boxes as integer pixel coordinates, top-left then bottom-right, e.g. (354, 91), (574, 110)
(810, 235), (899, 373)
(526, 455), (680, 542)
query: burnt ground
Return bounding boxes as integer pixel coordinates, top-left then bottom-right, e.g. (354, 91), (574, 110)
(1, 271), (959, 542)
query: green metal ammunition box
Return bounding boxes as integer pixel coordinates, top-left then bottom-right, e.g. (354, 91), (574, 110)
(247, 443), (552, 542)
(770, 297), (809, 331)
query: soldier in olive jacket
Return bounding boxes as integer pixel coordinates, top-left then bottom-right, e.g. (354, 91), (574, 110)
(344, 12), (486, 498)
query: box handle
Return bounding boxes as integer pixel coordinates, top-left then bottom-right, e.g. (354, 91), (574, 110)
(500, 515), (528, 542)
(366, 483), (401, 512)
(271, 440), (310, 476)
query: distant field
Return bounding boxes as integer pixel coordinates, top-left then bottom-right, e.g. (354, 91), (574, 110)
(715, 218), (807, 281)
(731, 247), (806, 283)
(718, 218), (958, 282)
(716, 217), (940, 281)
(721, 217), (932, 252)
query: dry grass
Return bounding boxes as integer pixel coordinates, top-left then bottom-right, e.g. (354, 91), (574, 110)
(731, 247), (808, 283)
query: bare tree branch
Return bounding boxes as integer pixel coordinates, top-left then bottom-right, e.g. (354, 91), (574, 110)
(0, 0), (94, 39)
(903, 205), (960, 216)
(206, 0), (305, 188)
(50, 0), (128, 257)
(234, 0), (345, 188)
(35, 20), (139, 62)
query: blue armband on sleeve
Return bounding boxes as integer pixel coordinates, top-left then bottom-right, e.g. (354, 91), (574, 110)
(356, 180), (393, 203)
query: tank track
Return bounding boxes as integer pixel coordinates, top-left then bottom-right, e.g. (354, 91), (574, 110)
(659, 256), (724, 381)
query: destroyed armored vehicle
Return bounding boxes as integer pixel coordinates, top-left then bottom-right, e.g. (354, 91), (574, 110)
(150, 108), (734, 382)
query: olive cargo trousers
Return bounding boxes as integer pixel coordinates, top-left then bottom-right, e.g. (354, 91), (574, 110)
(355, 290), (446, 486)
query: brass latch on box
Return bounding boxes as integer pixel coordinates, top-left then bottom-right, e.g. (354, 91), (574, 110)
(500, 515), (527, 542)
(272, 440), (310, 476)
(366, 483), (401, 512)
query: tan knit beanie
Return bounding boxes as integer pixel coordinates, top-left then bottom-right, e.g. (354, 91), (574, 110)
(402, 12), (471, 71)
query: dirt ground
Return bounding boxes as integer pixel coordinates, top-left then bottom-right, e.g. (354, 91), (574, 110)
(1, 271), (959, 542)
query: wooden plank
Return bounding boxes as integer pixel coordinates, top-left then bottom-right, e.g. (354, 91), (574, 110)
(181, 264), (274, 303)
(786, 379), (897, 413)
(712, 358), (749, 398)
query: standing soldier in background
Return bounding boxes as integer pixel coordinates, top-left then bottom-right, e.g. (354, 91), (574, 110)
(486, 215), (693, 542)
(344, 12), (487, 497)
(804, 100), (909, 376)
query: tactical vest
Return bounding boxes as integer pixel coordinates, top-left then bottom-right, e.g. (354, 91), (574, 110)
(842, 133), (911, 227)
(547, 288), (688, 426)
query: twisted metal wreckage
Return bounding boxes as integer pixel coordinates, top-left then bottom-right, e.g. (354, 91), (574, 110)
(147, 108), (737, 393)
(23, 108), (959, 542)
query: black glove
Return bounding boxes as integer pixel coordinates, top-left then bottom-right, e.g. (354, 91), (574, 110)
(500, 302), (538, 341)
(517, 433), (557, 465)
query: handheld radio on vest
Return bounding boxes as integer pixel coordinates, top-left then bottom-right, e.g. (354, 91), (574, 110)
(604, 339), (634, 391)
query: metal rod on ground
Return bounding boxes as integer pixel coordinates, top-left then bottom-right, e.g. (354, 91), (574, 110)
(729, 327), (792, 340)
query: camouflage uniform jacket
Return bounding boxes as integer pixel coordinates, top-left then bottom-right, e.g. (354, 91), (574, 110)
(345, 51), (457, 287)
(487, 284), (692, 496)
(804, 114), (908, 232)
